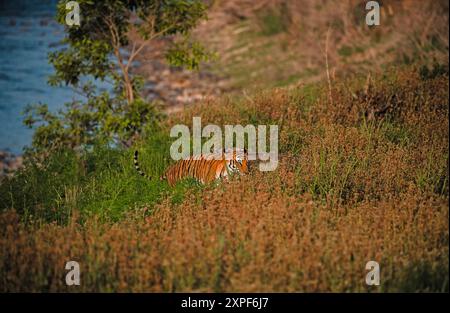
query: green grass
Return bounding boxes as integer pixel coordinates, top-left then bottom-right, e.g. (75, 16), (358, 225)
(386, 257), (449, 292)
(257, 7), (289, 37)
(0, 125), (203, 223)
(338, 45), (353, 57)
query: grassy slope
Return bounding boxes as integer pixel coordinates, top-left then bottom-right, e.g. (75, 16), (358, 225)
(0, 66), (448, 292)
(195, 0), (449, 91)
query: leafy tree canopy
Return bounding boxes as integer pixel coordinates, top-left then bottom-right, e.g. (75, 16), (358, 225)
(24, 0), (211, 157)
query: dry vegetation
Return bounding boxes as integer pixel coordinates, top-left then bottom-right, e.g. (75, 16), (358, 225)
(1, 67), (448, 292)
(130, 0), (449, 115)
(196, 0), (449, 89)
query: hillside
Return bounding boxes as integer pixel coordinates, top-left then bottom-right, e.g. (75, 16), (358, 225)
(0, 0), (448, 293)
(1, 66), (448, 292)
(131, 0), (449, 111)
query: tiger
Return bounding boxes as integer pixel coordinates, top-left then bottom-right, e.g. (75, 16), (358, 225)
(133, 148), (249, 186)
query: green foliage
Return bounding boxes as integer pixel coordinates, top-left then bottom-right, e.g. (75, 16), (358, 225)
(0, 148), (81, 223)
(166, 39), (213, 70)
(50, 0), (209, 83)
(74, 135), (171, 222)
(419, 62), (449, 80)
(389, 257), (449, 292)
(4, 0), (213, 223)
(25, 0), (210, 155)
(0, 124), (202, 223)
(23, 93), (163, 154)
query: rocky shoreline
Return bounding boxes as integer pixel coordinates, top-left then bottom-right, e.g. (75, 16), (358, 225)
(0, 151), (23, 178)
(129, 31), (230, 114)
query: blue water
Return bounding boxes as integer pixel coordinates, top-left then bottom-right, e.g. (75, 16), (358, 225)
(0, 0), (84, 154)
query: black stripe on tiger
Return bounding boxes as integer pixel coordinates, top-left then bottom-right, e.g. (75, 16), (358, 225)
(134, 148), (248, 186)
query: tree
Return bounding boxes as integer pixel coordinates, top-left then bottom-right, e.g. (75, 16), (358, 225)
(24, 0), (210, 155)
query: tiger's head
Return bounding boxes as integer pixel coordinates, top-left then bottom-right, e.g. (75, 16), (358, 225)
(224, 148), (249, 175)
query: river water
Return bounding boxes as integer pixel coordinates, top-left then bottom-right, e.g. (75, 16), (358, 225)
(0, 0), (83, 154)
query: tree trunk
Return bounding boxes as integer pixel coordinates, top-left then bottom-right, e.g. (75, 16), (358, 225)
(123, 71), (134, 104)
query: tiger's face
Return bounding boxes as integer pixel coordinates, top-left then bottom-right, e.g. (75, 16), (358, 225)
(225, 148), (249, 175)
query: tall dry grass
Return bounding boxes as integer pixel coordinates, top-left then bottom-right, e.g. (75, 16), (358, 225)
(0, 67), (448, 292)
(1, 173), (447, 292)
